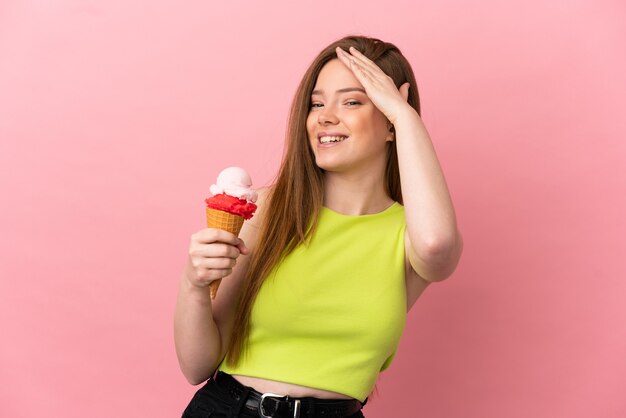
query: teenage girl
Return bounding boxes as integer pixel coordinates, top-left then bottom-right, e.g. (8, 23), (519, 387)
(175, 35), (463, 418)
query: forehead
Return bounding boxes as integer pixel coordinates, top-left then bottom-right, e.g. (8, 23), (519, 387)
(312, 59), (363, 91)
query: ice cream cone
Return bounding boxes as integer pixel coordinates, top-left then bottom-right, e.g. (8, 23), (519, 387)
(204, 167), (257, 298)
(206, 207), (245, 299)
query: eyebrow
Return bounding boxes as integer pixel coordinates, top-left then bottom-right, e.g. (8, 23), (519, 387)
(311, 87), (366, 96)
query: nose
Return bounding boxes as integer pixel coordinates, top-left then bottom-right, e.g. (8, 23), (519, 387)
(318, 104), (339, 125)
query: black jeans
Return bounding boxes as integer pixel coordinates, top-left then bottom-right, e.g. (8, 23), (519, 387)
(181, 375), (366, 418)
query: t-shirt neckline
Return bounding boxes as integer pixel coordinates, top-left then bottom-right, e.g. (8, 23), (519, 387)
(321, 201), (399, 218)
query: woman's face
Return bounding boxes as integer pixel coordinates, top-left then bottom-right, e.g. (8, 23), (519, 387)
(306, 58), (392, 173)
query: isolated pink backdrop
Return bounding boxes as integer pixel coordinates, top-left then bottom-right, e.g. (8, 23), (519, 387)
(1, 1), (625, 417)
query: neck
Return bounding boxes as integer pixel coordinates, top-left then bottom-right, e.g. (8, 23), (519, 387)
(322, 169), (394, 216)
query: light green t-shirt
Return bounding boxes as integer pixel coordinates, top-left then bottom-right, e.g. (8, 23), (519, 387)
(218, 202), (407, 402)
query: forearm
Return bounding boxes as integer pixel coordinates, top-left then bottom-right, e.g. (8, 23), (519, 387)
(394, 108), (461, 258)
(174, 270), (222, 385)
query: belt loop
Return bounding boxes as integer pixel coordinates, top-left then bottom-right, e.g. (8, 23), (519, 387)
(293, 399), (301, 418)
(228, 385), (251, 418)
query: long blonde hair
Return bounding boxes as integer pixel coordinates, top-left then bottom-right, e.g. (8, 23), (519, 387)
(225, 34), (421, 367)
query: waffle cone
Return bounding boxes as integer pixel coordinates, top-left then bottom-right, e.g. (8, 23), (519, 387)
(206, 207), (245, 299)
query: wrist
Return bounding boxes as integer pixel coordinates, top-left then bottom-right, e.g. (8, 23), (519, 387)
(180, 272), (213, 303)
(180, 276), (211, 306)
(389, 105), (419, 126)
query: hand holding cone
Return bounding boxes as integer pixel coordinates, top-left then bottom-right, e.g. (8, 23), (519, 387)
(204, 167), (257, 299)
(206, 208), (245, 299)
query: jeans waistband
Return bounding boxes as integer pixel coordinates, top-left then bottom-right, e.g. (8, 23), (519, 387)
(212, 371), (365, 418)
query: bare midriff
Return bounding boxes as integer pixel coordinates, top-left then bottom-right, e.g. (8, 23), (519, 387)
(232, 374), (354, 400)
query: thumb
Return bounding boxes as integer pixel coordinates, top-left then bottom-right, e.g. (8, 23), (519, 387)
(400, 82), (410, 102)
(237, 238), (250, 255)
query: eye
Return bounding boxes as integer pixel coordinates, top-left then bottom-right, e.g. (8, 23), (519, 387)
(345, 100), (361, 106)
(310, 103), (323, 108)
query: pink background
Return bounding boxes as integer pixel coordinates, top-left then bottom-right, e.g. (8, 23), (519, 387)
(1, 1), (625, 417)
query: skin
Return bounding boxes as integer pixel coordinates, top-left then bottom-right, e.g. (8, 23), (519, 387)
(306, 58), (397, 217)
(175, 45), (463, 401)
(308, 59), (392, 181)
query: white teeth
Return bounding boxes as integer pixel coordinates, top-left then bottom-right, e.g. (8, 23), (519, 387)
(320, 136), (348, 144)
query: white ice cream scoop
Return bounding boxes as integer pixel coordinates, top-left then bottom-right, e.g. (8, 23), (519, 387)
(209, 166), (258, 202)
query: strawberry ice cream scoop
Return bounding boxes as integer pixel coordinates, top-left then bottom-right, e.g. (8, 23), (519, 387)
(205, 194), (257, 220)
(205, 167), (258, 220)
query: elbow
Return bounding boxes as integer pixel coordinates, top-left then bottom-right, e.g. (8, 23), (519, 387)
(187, 376), (209, 386)
(174, 330), (223, 386)
(419, 264), (454, 283)
(177, 354), (217, 386)
(418, 231), (463, 282)
(420, 228), (462, 259)
(420, 230), (463, 265)
(182, 366), (214, 386)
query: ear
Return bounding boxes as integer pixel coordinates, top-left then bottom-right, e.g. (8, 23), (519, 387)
(399, 82), (410, 102)
(386, 124), (395, 142)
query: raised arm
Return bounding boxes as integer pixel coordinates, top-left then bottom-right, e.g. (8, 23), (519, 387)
(335, 46), (463, 282)
(393, 109), (463, 282)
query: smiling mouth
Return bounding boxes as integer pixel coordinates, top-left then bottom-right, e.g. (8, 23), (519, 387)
(319, 135), (349, 144)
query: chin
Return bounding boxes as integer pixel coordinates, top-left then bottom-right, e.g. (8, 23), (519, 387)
(315, 160), (351, 172)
